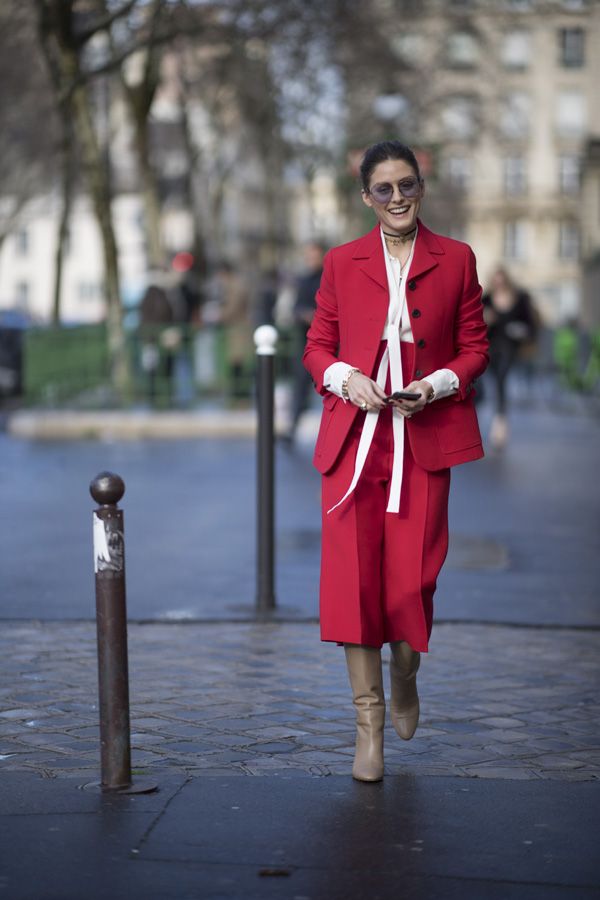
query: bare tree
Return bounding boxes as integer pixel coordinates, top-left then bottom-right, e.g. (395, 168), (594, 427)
(100, 0), (168, 269)
(0, 4), (59, 268)
(32, 0), (145, 392)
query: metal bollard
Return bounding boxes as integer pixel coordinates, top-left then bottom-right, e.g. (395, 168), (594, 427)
(88, 472), (157, 794)
(254, 326), (278, 612)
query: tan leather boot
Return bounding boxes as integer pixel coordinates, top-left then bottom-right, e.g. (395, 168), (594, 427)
(389, 640), (420, 740)
(344, 644), (385, 782)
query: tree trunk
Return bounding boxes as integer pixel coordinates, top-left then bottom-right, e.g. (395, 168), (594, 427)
(36, 2), (130, 398)
(70, 77), (130, 396)
(178, 82), (207, 275)
(52, 118), (74, 325)
(132, 118), (164, 269)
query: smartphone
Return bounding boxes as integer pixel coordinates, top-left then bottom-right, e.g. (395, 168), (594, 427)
(385, 390), (421, 403)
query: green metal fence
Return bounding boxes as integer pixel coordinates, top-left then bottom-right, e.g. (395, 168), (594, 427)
(24, 324), (111, 406)
(22, 322), (297, 408)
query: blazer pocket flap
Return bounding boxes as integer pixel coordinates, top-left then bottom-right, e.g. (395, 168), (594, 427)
(323, 392), (340, 410)
(434, 402), (482, 453)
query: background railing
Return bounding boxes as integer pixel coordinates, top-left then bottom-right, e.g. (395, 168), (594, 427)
(1, 320), (598, 411)
(24, 324), (111, 406)
(17, 323), (298, 408)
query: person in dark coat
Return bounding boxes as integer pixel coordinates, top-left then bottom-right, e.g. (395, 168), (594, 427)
(139, 280), (176, 403)
(285, 241), (327, 442)
(482, 268), (539, 448)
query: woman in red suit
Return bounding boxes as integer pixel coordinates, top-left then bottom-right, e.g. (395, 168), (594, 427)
(303, 141), (489, 782)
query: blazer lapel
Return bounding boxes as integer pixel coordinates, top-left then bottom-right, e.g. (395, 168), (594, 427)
(350, 226), (389, 349)
(352, 225), (388, 292)
(409, 219), (445, 282)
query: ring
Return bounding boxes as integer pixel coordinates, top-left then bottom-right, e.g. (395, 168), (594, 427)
(360, 402), (368, 411)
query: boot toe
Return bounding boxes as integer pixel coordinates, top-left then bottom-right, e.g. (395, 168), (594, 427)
(391, 702), (419, 740)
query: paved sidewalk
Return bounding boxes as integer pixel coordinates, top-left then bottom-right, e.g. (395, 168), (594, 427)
(3, 770), (598, 900)
(1, 620), (598, 783)
(2, 395), (599, 898)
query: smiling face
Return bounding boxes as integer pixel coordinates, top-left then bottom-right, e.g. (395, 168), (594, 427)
(361, 157), (424, 236)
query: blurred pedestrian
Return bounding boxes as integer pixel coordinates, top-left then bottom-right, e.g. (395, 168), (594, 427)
(139, 277), (177, 404)
(283, 241), (327, 442)
(482, 268), (539, 448)
(214, 261), (252, 401)
(304, 140), (489, 782)
(171, 260), (204, 405)
(255, 268), (279, 327)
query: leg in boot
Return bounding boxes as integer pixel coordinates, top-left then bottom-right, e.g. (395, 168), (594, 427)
(389, 640), (420, 740)
(344, 644), (385, 782)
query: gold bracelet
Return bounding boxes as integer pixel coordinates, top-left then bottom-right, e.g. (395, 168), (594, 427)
(341, 367), (361, 401)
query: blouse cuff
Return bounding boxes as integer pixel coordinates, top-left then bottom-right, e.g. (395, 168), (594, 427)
(424, 368), (460, 402)
(323, 361), (355, 402)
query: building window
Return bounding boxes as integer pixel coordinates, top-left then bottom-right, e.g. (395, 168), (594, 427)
(373, 93), (409, 122)
(446, 31), (479, 68)
(555, 90), (586, 136)
(559, 28), (585, 67)
(504, 221), (527, 260)
(504, 0), (534, 10)
(445, 156), (472, 188)
(392, 32), (426, 65)
(15, 281), (30, 308)
(15, 229), (29, 255)
(559, 222), (580, 259)
(78, 282), (100, 301)
(560, 0), (587, 10)
(559, 155), (580, 194)
(504, 157), (527, 195)
(442, 95), (478, 139)
(500, 92), (530, 139)
(557, 280), (580, 319)
(501, 29), (531, 68)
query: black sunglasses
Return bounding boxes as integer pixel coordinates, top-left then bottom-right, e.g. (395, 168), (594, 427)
(367, 177), (422, 204)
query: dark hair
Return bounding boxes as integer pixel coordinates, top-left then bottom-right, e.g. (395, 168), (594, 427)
(359, 141), (421, 191)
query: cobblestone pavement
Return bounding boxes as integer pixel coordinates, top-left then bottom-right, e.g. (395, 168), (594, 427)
(1, 620), (598, 784)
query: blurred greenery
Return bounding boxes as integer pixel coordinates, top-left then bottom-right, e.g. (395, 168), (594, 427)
(24, 324), (110, 406)
(22, 323), (296, 408)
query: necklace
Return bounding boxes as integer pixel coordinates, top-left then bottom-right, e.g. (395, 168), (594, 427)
(383, 226), (417, 246)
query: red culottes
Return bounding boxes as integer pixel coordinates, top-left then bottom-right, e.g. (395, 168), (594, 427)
(319, 342), (451, 652)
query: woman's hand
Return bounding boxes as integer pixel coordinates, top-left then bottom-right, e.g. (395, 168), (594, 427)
(346, 372), (388, 410)
(389, 380), (434, 417)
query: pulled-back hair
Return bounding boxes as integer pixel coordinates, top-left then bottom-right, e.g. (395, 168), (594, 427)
(359, 141), (421, 191)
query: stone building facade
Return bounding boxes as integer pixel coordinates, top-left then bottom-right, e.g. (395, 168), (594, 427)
(343, 0), (600, 325)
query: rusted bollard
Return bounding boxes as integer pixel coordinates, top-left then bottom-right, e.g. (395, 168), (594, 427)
(254, 326), (277, 612)
(88, 472), (157, 794)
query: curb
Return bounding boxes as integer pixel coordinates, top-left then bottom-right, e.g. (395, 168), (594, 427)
(6, 409), (322, 441)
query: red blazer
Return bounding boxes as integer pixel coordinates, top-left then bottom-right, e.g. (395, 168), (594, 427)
(303, 221), (489, 475)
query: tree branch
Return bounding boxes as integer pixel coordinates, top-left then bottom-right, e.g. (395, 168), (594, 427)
(75, 0), (140, 46)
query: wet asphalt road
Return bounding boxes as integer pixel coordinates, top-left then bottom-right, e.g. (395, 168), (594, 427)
(0, 401), (598, 627)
